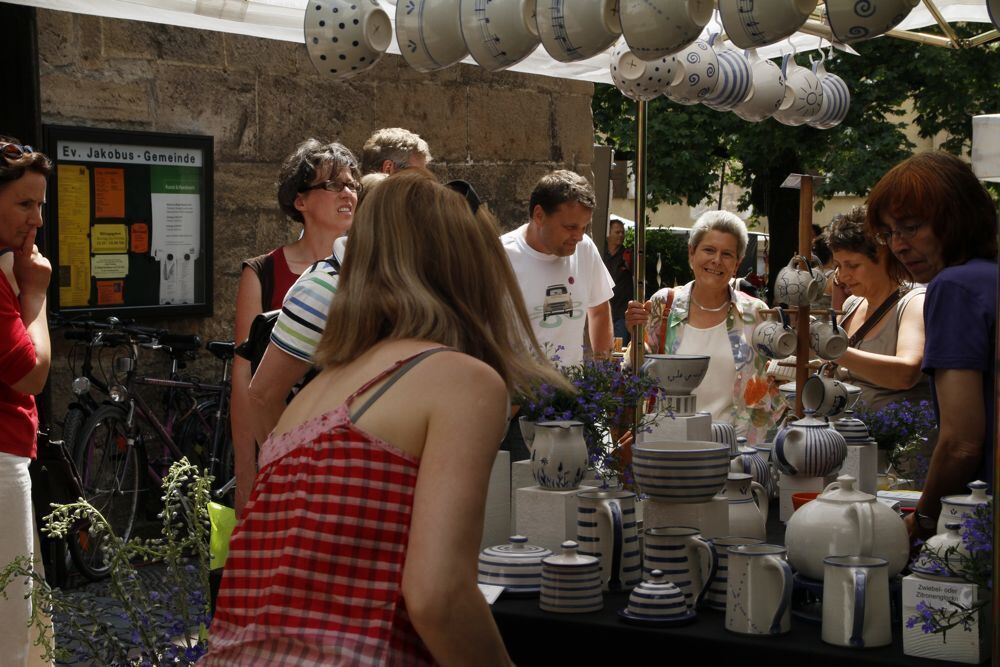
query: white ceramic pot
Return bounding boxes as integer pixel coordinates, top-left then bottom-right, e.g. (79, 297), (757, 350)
(773, 55), (823, 127)
(911, 521), (970, 579)
(719, 0), (817, 49)
(663, 39), (720, 106)
(703, 38), (753, 112)
(826, 0), (920, 43)
(460, 0), (539, 71)
(725, 544), (793, 636)
(304, 0), (392, 79)
(576, 489), (642, 592)
(395, 0), (468, 72)
(643, 526), (718, 609)
(808, 59), (851, 130)
(704, 536), (764, 612)
(938, 480), (992, 534)
(773, 411), (847, 478)
(640, 353), (710, 395)
(784, 475), (910, 580)
(536, 0), (621, 63)
(619, 0), (713, 60)
(540, 540), (604, 613)
(731, 49), (785, 122)
(822, 555), (892, 648)
(633, 440), (730, 503)
(725, 472), (768, 540)
(478, 535), (551, 593)
(530, 420), (588, 490)
(609, 38), (679, 101)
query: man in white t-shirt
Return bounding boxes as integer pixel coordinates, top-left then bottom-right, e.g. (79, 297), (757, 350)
(501, 170), (614, 367)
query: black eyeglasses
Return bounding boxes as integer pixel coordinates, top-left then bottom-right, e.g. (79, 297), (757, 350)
(0, 143), (34, 162)
(874, 220), (924, 246)
(445, 179), (482, 215)
(299, 178), (360, 194)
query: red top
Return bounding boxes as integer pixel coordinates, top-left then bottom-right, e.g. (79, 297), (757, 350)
(206, 351), (439, 666)
(269, 247), (299, 311)
(0, 271), (38, 459)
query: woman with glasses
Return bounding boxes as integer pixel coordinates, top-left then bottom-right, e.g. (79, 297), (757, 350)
(866, 151), (998, 544)
(0, 138), (52, 665)
(822, 207), (931, 413)
(232, 139), (360, 514)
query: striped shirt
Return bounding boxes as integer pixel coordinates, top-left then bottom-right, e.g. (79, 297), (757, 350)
(270, 238), (345, 363)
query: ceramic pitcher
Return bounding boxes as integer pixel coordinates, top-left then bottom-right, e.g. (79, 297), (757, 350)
(725, 544), (793, 636)
(822, 556), (892, 648)
(530, 420), (588, 490)
(730, 444), (774, 497)
(576, 489), (642, 592)
(724, 473), (768, 540)
(705, 536), (764, 612)
(643, 526), (718, 609)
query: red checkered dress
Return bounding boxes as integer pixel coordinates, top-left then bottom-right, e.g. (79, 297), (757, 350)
(206, 354), (439, 666)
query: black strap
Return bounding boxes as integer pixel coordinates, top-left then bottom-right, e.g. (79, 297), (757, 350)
(847, 289), (903, 348)
(350, 348), (451, 423)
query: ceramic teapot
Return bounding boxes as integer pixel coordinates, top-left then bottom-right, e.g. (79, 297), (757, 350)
(773, 411), (847, 478)
(785, 475), (909, 580)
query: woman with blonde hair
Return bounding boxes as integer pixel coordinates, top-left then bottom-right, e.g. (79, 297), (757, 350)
(208, 169), (563, 665)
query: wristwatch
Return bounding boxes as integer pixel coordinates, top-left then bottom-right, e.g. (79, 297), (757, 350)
(915, 511), (938, 531)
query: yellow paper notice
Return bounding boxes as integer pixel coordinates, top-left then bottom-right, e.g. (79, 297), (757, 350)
(94, 168), (125, 218)
(57, 164), (91, 307)
(91, 224), (128, 254)
(91, 254), (129, 279)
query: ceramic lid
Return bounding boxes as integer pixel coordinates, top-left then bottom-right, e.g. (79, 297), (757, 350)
(630, 570), (685, 600)
(817, 475), (874, 504)
(786, 411), (830, 429)
(480, 535), (551, 563)
(941, 480), (993, 508)
(735, 446), (758, 456)
(542, 540), (599, 567)
(536, 419), (583, 430)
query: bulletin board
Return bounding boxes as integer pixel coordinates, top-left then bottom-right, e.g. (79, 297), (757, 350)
(43, 125), (214, 318)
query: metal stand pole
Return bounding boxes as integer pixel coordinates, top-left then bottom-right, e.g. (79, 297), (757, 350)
(631, 98), (647, 435)
(794, 176), (814, 418)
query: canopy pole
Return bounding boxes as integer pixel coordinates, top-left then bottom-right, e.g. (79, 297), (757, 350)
(794, 176), (814, 418)
(631, 98), (647, 437)
(922, 0), (962, 47)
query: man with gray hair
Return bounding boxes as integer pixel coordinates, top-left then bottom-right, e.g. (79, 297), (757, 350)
(360, 127), (432, 175)
(501, 170), (614, 367)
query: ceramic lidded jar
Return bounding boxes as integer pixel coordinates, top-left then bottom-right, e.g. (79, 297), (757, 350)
(785, 475), (909, 581)
(539, 540), (603, 613)
(911, 522), (970, 580)
(530, 420), (589, 490)
(478, 535), (551, 594)
(623, 569), (694, 622)
(938, 480), (992, 534)
(773, 411), (847, 478)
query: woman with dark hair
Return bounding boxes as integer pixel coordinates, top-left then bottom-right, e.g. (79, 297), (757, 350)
(0, 137), (52, 664)
(823, 207), (930, 412)
(867, 151), (998, 542)
(231, 139), (360, 514)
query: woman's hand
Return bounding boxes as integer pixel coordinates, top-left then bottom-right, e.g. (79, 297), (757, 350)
(625, 299), (652, 329)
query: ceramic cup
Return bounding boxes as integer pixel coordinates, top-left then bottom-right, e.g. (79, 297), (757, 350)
(808, 58), (851, 130)
(752, 308), (796, 360)
(395, 0), (468, 72)
(643, 526), (718, 609)
(732, 48), (786, 122)
(663, 39), (720, 106)
(304, 0), (392, 79)
(536, 0), (620, 62)
(705, 536), (765, 612)
(619, 0), (714, 60)
(718, 0), (818, 49)
(774, 254), (823, 306)
(725, 544), (793, 636)
(826, 0), (920, 43)
(459, 0), (539, 71)
(809, 309), (849, 360)
(576, 489), (642, 592)
(703, 36), (754, 112)
(773, 54), (824, 127)
(822, 555), (892, 648)
(609, 38), (679, 101)
(801, 374), (849, 417)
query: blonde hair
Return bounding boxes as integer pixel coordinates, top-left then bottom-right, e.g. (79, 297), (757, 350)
(315, 169), (568, 394)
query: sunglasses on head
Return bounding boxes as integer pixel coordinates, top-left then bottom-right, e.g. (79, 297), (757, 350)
(0, 143), (34, 162)
(445, 179), (482, 215)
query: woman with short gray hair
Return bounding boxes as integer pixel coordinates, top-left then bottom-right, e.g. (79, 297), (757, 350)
(625, 210), (777, 440)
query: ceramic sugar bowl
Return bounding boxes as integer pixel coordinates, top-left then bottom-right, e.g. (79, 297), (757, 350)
(785, 475), (909, 581)
(938, 480), (992, 534)
(540, 541), (603, 613)
(478, 535), (552, 594)
(619, 569), (696, 625)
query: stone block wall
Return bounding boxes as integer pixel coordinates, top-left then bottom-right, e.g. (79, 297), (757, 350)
(35, 9), (594, 423)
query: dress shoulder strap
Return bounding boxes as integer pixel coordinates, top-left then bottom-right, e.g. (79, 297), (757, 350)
(346, 347), (453, 422)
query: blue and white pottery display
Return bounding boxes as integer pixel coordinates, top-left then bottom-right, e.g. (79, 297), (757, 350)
(826, 0), (920, 43)
(619, 569), (696, 624)
(732, 48), (786, 122)
(663, 39), (720, 106)
(576, 489), (641, 592)
(395, 0), (468, 72)
(640, 354), (710, 395)
(718, 0), (817, 49)
(710, 420), (738, 455)
(459, 0), (539, 71)
(643, 526), (718, 609)
(478, 535), (551, 593)
(305, 0), (392, 79)
(938, 480), (992, 534)
(730, 446), (774, 498)
(530, 420), (588, 490)
(773, 411), (847, 478)
(808, 59), (851, 130)
(773, 54), (823, 127)
(536, 0), (621, 63)
(633, 440), (730, 503)
(539, 540), (604, 613)
(704, 536), (764, 611)
(703, 37), (753, 112)
(609, 38), (679, 102)
(618, 0), (713, 60)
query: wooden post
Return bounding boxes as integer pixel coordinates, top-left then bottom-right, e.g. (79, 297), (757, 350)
(631, 99), (647, 436)
(794, 176), (814, 418)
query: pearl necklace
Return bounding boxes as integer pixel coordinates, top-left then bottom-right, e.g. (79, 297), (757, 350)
(690, 289), (730, 313)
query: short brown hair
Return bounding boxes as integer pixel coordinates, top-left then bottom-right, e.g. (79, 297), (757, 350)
(360, 127), (432, 175)
(866, 151), (998, 266)
(528, 170), (595, 217)
(276, 139), (359, 223)
(0, 135), (51, 186)
(825, 206), (909, 285)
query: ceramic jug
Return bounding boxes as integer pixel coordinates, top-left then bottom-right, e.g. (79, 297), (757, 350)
(711, 421), (738, 456)
(576, 489), (642, 592)
(643, 526), (718, 609)
(725, 544), (793, 636)
(530, 420), (588, 490)
(724, 473), (768, 540)
(704, 536), (764, 612)
(730, 444), (774, 497)
(938, 480), (992, 534)
(822, 556), (892, 648)
(773, 411), (847, 478)
(785, 475), (909, 580)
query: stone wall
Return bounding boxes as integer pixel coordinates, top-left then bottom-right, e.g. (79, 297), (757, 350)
(35, 9), (595, 422)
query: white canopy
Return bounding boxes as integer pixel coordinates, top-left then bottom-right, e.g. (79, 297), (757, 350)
(6, 0), (996, 84)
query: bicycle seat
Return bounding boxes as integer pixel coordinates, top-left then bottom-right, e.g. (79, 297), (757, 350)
(159, 332), (203, 351)
(207, 340), (236, 361)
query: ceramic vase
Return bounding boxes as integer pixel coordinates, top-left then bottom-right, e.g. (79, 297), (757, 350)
(530, 420), (588, 490)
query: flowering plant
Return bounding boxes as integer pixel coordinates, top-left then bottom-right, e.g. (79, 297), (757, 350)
(853, 399), (936, 475)
(0, 458), (211, 665)
(906, 503), (993, 640)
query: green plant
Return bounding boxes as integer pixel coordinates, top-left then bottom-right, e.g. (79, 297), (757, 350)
(623, 227), (693, 297)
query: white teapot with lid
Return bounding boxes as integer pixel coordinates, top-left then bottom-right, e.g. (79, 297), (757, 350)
(785, 474), (909, 580)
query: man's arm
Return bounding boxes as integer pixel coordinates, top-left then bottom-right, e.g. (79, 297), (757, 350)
(248, 343), (312, 445)
(587, 300), (613, 359)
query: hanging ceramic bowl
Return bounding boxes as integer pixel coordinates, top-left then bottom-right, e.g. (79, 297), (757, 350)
(305, 0), (392, 79)
(619, 0), (714, 60)
(718, 0), (817, 49)
(395, 0), (468, 72)
(536, 0), (621, 63)
(460, 0), (539, 71)
(773, 54), (823, 127)
(609, 38), (679, 101)
(730, 49), (785, 122)
(825, 0), (920, 43)
(703, 36), (753, 112)
(663, 39), (719, 106)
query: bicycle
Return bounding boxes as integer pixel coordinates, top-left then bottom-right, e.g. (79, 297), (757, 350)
(61, 319), (235, 580)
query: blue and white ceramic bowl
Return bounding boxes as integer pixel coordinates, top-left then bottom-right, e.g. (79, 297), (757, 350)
(536, 0), (621, 63)
(619, 0), (713, 60)
(826, 0), (919, 43)
(305, 0), (392, 79)
(773, 54), (823, 127)
(719, 0), (817, 49)
(633, 440), (730, 503)
(478, 535), (551, 594)
(459, 0), (539, 71)
(395, 0), (468, 72)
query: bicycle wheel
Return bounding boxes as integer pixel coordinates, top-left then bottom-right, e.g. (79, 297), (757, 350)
(175, 400), (234, 504)
(61, 406), (86, 454)
(68, 404), (141, 580)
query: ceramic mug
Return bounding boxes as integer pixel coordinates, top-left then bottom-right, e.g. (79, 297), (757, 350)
(304, 0), (392, 79)
(705, 536), (765, 612)
(609, 38), (679, 101)
(619, 0), (714, 60)
(808, 58), (851, 130)
(774, 255), (823, 307)
(773, 54), (824, 127)
(725, 544), (793, 636)
(536, 0), (620, 63)
(718, 0), (818, 49)
(801, 374), (849, 417)
(752, 307), (796, 360)
(576, 489), (642, 592)
(809, 309), (849, 360)
(826, 0), (920, 43)
(732, 49), (786, 122)
(664, 39), (720, 106)
(703, 35), (753, 112)
(822, 555), (892, 648)
(643, 526), (718, 609)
